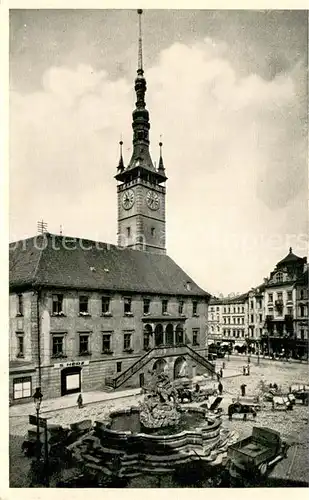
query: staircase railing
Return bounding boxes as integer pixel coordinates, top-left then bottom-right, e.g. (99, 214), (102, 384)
(185, 344), (216, 373)
(107, 347), (155, 389)
(106, 343), (216, 390)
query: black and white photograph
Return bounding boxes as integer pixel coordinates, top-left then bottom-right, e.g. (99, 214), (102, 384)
(5, 3), (309, 490)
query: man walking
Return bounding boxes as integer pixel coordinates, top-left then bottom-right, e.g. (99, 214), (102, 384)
(218, 381), (223, 395)
(240, 383), (246, 397)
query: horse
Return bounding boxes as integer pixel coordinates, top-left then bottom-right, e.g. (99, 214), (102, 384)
(228, 402), (257, 421)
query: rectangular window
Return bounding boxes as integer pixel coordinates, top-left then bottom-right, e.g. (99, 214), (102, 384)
(124, 297), (132, 314)
(192, 328), (200, 346)
(127, 227), (131, 237)
(250, 315), (254, 323)
(79, 295), (89, 315)
(287, 291), (292, 301)
(250, 301), (254, 310)
(178, 300), (184, 315)
(259, 314), (263, 322)
(102, 333), (112, 353)
(101, 296), (111, 314)
(277, 292), (283, 301)
(13, 376), (31, 400)
(268, 293), (273, 303)
(123, 333), (132, 351)
(16, 333), (24, 358)
(242, 318), (244, 324)
(79, 334), (90, 355)
(192, 301), (198, 315)
(17, 294), (23, 316)
(52, 335), (64, 357)
(116, 362), (122, 373)
(223, 307), (226, 313)
(52, 294), (64, 315)
(287, 307), (293, 316)
(143, 298), (151, 315)
(300, 330), (305, 340)
(162, 299), (168, 315)
(300, 290), (304, 300)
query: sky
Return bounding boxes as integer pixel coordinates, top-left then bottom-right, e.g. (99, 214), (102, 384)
(9, 8), (308, 296)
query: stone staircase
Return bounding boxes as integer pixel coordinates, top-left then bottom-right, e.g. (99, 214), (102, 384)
(105, 344), (215, 390)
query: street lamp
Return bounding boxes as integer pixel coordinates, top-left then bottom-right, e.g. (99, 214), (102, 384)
(33, 387), (43, 461)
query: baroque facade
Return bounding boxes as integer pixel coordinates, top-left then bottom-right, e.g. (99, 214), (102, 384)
(9, 11), (213, 404)
(207, 248), (308, 359)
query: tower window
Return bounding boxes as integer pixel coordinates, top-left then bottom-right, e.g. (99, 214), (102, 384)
(151, 227), (155, 237)
(127, 227), (131, 237)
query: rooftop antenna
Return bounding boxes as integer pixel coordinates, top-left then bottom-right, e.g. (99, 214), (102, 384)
(60, 225), (63, 236)
(37, 220), (48, 234)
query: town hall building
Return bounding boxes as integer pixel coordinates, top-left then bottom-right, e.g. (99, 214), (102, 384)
(9, 11), (213, 404)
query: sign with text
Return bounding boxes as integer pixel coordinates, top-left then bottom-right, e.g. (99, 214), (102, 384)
(29, 414), (47, 428)
(53, 360), (90, 369)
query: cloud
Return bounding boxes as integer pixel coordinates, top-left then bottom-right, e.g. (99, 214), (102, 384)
(9, 39), (308, 295)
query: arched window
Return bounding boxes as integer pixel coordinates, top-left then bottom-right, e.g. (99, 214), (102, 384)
(143, 324), (152, 350)
(154, 324), (164, 346)
(165, 324), (174, 345)
(175, 324), (184, 345)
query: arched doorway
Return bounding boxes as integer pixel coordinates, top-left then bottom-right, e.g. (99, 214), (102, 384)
(153, 358), (167, 374)
(61, 366), (81, 396)
(175, 324), (184, 345)
(173, 356), (188, 379)
(165, 324), (174, 346)
(154, 324), (164, 346)
(143, 324), (153, 350)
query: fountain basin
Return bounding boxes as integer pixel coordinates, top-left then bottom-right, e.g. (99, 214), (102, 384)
(68, 406), (237, 477)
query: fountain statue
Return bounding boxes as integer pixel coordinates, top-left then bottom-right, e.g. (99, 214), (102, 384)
(139, 371), (180, 429)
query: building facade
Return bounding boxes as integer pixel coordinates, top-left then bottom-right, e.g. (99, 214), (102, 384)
(9, 11), (213, 404)
(261, 248), (308, 359)
(208, 294), (249, 350)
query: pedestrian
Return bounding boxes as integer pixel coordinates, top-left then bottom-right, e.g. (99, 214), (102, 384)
(273, 383), (278, 390)
(222, 361), (226, 369)
(195, 383), (200, 393)
(220, 367), (223, 378)
(240, 383), (246, 397)
(247, 364), (250, 376)
(247, 356), (251, 364)
(77, 393), (83, 408)
(217, 372), (221, 382)
(243, 366), (246, 376)
(218, 381), (223, 395)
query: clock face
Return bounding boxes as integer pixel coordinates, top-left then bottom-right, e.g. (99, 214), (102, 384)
(146, 190), (160, 211)
(122, 190), (135, 210)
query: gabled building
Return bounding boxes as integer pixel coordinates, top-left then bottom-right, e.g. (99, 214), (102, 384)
(9, 11), (213, 404)
(261, 248), (308, 358)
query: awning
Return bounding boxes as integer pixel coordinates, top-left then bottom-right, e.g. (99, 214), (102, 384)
(234, 342), (246, 348)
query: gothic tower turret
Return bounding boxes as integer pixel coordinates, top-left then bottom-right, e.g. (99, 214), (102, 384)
(115, 9), (167, 254)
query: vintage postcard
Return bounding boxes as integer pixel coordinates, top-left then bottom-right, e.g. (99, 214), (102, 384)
(3, 0), (309, 493)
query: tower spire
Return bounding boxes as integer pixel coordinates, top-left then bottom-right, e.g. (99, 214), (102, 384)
(117, 139), (125, 173)
(137, 9), (143, 76)
(158, 139), (165, 174)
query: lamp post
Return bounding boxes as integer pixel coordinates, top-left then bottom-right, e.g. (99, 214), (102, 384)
(33, 387), (43, 462)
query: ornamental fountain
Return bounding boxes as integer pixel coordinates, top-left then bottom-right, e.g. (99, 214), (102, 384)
(67, 372), (238, 483)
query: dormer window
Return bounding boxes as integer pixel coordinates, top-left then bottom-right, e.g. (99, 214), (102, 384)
(276, 272), (283, 283)
(162, 299), (168, 315)
(185, 281), (191, 291)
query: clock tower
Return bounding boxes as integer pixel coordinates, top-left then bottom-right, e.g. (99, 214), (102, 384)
(115, 9), (167, 254)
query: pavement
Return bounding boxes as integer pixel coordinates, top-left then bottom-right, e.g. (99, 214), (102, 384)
(9, 387), (142, 417)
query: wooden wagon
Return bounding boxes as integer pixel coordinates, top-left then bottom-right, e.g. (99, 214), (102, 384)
(227, 427), (289, 485)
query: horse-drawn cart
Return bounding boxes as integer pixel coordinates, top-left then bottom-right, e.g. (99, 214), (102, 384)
(227, 427), (289, 485)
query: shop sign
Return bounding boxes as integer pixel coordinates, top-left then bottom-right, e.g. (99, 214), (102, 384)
(53, 360), (90, 369)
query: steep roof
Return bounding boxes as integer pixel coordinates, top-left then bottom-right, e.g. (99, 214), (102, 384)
(277, 247), (306, 267)
(9, 234), (210, 298)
